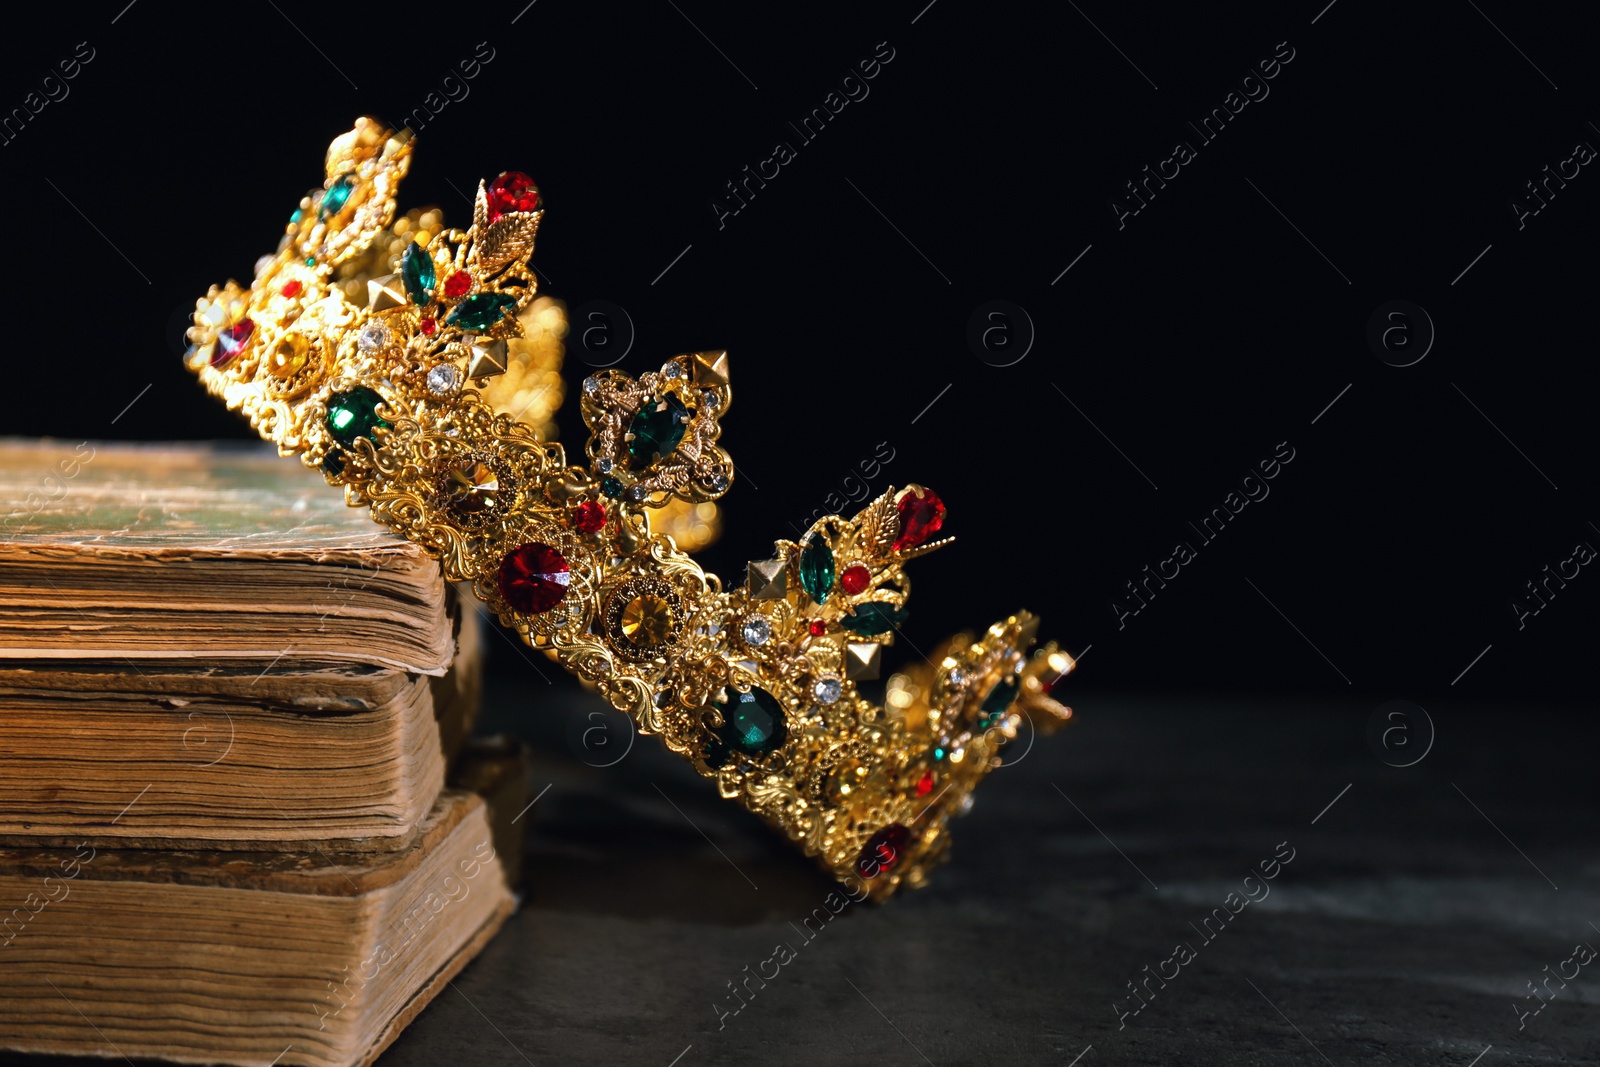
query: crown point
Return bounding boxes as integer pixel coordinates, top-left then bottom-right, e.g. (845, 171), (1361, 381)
(747, 558), (788, 599)
(691, 350), (730, 387)
(486, 171), (541, 222)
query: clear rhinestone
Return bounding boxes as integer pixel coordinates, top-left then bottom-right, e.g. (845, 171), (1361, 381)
(425, 363), (461, 396)
(626, 484), (646, 501)
(597, 458), (613, 474)
(948, 667), (970, 688)
(812, 677), (842, 705)
(956, 793), (975, 816)
(701, 389), (719, 410)
(662, 362), (684, 379)
(357, 324), (388, 353)
(583, 376), (601, 396)
(741, 615), (772, 647)
(709, 472), (730, 493)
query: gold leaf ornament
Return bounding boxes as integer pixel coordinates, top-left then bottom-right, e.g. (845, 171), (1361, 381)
(475, 211), (543, 273)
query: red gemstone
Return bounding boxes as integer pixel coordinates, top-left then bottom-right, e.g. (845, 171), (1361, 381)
(839, 564), (871, 596)
(485, 171), (541, 222)
(856, 823), (912, 880)
(281, 280), (303, 298)
(808, 619), (827, 637)
(497, 543), (570, 615)
(211, 318), (256, 367)
(444, 272), (472, 299)
(915, 770), (935, 797)
(420, 317), (437, 336)
(893, 487), (946, 552)
(571, 500), (607, 533)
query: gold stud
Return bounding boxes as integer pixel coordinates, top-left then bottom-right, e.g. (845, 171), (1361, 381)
(844, 641), (882, 681)
(691, 350), (730, 387)
(467, 338), (508, 379)
(367, 274), (407, 312)
(747, 558), (787, 599)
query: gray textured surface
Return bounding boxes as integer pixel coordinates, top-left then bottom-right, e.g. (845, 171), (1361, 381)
(379, 686), (1600, 1067)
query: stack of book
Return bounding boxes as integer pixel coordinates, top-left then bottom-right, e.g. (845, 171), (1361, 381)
(0, 440), (523, 1067)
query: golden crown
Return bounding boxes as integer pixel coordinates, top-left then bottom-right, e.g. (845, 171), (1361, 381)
(184, 118), (1075, 898)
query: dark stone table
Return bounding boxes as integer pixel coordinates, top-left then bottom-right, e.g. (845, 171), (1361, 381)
(381, 680), (1600, 1067)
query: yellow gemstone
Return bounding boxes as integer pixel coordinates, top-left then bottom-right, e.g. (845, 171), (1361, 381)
(441, 460), (502, 514)
(266, 334), (311, 379)
(620, 594), (673, 646)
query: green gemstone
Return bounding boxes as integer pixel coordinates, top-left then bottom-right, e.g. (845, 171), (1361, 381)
(325, 387), (390, 448)
(798, 536), (835, 604)
(445, 292), (516, 330)
(977, 674), (1019, 729)
(841, 601), (907, 636)
(401, 241), (437, 306)
(626, 393), (690, 468)
(601, 476), (624, 498)
(319, 173), (355, 220)
(321, 448), (346, 478)
(716, 686), (788, 757)
(305, 257), (316, 267)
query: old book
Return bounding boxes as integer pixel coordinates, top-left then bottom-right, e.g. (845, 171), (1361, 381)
(0, 440), (452, 673)
(0, 790), (514, 1067)
(0, 440), (480, 852)
(0, 656), (451, 853)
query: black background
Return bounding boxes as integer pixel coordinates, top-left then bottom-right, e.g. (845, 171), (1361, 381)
(2, 0), (1595, 708)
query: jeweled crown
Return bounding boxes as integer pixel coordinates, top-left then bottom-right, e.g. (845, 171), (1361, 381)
(185, 118), (1075, 898)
